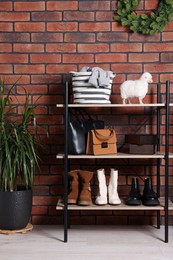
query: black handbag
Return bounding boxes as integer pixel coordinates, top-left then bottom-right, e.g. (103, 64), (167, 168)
(68, 108), (104, 155)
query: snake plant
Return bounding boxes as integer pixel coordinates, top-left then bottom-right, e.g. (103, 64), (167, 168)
(0, 79), (41, 192)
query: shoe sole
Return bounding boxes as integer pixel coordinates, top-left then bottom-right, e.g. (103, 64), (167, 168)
(78, 200), (92, 206)
(68, 199), (77, 204)
(142, 201), (160, 206)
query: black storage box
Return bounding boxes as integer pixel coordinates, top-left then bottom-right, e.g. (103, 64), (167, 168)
(125, 135), (158, 155)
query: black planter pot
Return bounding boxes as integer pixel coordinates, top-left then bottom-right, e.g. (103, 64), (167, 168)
(0, 188), (32, 230)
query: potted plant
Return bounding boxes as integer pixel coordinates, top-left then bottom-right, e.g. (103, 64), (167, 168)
(0, 79), (42, 230)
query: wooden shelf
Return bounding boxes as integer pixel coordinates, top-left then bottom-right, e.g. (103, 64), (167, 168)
(56, 152), (166, 159)
(56, 198), (173, 211)
(56, 103), (165, 108)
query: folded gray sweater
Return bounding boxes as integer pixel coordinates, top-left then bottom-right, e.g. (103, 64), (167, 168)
(88, 67), (115, 88)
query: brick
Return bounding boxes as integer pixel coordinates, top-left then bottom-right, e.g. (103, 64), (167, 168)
(161, 53), (173, 63)
(79, 22), (110, 32)
(32, 216), (63, 225)
(33, 186), (50, 196)
(0, 12), (30, 21)
(0, 75), (30, 84)
(30, 54), (61, 63)
(31, 75), (62, 84)
(96, 11), (114, 21)
(15, 22), (45, 32)
(96, 53), (127, 63)
(0, 54), (28, 63)
(97, 32), (128, 42)
(165, 21), (173, 31)
(47, 22), (78, 32)
(32, 11), (62, 21)
(16, 84), (48, 94)
(33, 196), (58, 206)
(111, 43), (142, 52)
(63, 54), (94, 63)
(78, 44), (109, 53)
(144, 43), (173, 52)
(14, 64), (45, 74)
(64, 33), (95, 43)
(130, 33), (160, 42)
(145, 0), (160, 9)
(64, 11), (94, 21)
(111, 64), (142, 73)
(0, 23), (12, 32)
(14, 44), (44, 53)
(79, 1), (110, 11)
(32, 206), (48, 215)
(0, 2), (12, 11)
(162, 32), (173, 41)
(32, 33), (63, 42)
(145, 64), (173, 73)
(0, 33), (30, 42)
(34, 175), (61, 185)
(112, 22), (129, 32)
(47, 1), (78, 10)
(14, 2), (45, 11)
(129, 53), (159, 63)
(160, 74), (173, 83)
(46, 43), (76, 53)
(0, 64), (12, 73)
(46, 64), (77, 74)
(0, 43), (12, 52)
(34, 106), (48, 115)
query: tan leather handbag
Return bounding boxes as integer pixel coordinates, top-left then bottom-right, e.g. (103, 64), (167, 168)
(86, 128), (117, 155)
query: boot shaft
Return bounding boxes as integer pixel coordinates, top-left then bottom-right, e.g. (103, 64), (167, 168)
(109, 168), (118, 186)
(97, 169), (107, 185)
(68, 169), (79, 182)
(68, 170), (79, 204)
(78, 170), (93, 183)
(130, 177), (140, 193)
(78, 170), (93, 206)
(143, 177), (153, 193)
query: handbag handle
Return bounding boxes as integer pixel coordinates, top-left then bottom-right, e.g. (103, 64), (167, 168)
(70, 108), (93, 121)
(94, 128), (114, 141)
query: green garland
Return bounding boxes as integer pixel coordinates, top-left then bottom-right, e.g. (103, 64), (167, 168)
(114, 0), (173, 35)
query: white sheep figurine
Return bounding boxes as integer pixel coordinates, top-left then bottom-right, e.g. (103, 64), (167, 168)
(120, 72), (153, 104)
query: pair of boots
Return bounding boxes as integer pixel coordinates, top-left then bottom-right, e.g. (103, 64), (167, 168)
(126, 177), (160, 206)
(68, 170), (93, 206)
(95, 168), (121, 205)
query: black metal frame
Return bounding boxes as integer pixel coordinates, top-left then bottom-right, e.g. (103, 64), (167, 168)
(62, 80), (170, 243)
(165, 80), (170, 242)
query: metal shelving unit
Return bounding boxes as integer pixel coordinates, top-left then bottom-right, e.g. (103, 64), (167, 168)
(56, 80), (172, 243)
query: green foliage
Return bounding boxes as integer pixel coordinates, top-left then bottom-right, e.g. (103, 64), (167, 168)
(114, 0), (173, 35)
(0, 80), (44, 192)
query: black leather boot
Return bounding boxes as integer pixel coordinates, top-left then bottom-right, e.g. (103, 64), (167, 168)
(142, 178), (160, 206)
(126, 177), (142, 205)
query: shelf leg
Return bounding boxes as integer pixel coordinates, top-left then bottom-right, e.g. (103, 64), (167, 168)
(63, 81), (69, 243)
(164, 80), (170, 243)
(156, 83), (161, 230)
(156, 211), (160, 229)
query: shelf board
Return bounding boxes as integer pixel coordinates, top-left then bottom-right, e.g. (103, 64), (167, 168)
(56, 198), (173, 211)
(56, 152), (165, 159)
(56, 103), (165, 108)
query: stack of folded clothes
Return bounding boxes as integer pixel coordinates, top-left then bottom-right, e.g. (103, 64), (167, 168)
(70, 66), (116, 104)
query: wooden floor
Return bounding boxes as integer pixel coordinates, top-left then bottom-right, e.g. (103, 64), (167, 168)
(0, 225), (173, 260)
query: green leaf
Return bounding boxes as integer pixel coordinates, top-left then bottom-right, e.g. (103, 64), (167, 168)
(141, 14), (148, 19)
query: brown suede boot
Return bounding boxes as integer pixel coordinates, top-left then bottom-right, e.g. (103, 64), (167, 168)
(68, 170), (79, 204)
(78, 170), (93, 206)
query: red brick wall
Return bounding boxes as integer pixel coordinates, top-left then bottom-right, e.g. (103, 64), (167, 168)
(0, 0), (173, 225)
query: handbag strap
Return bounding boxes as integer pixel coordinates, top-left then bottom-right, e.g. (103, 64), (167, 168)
(94, 128), (114, 141)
